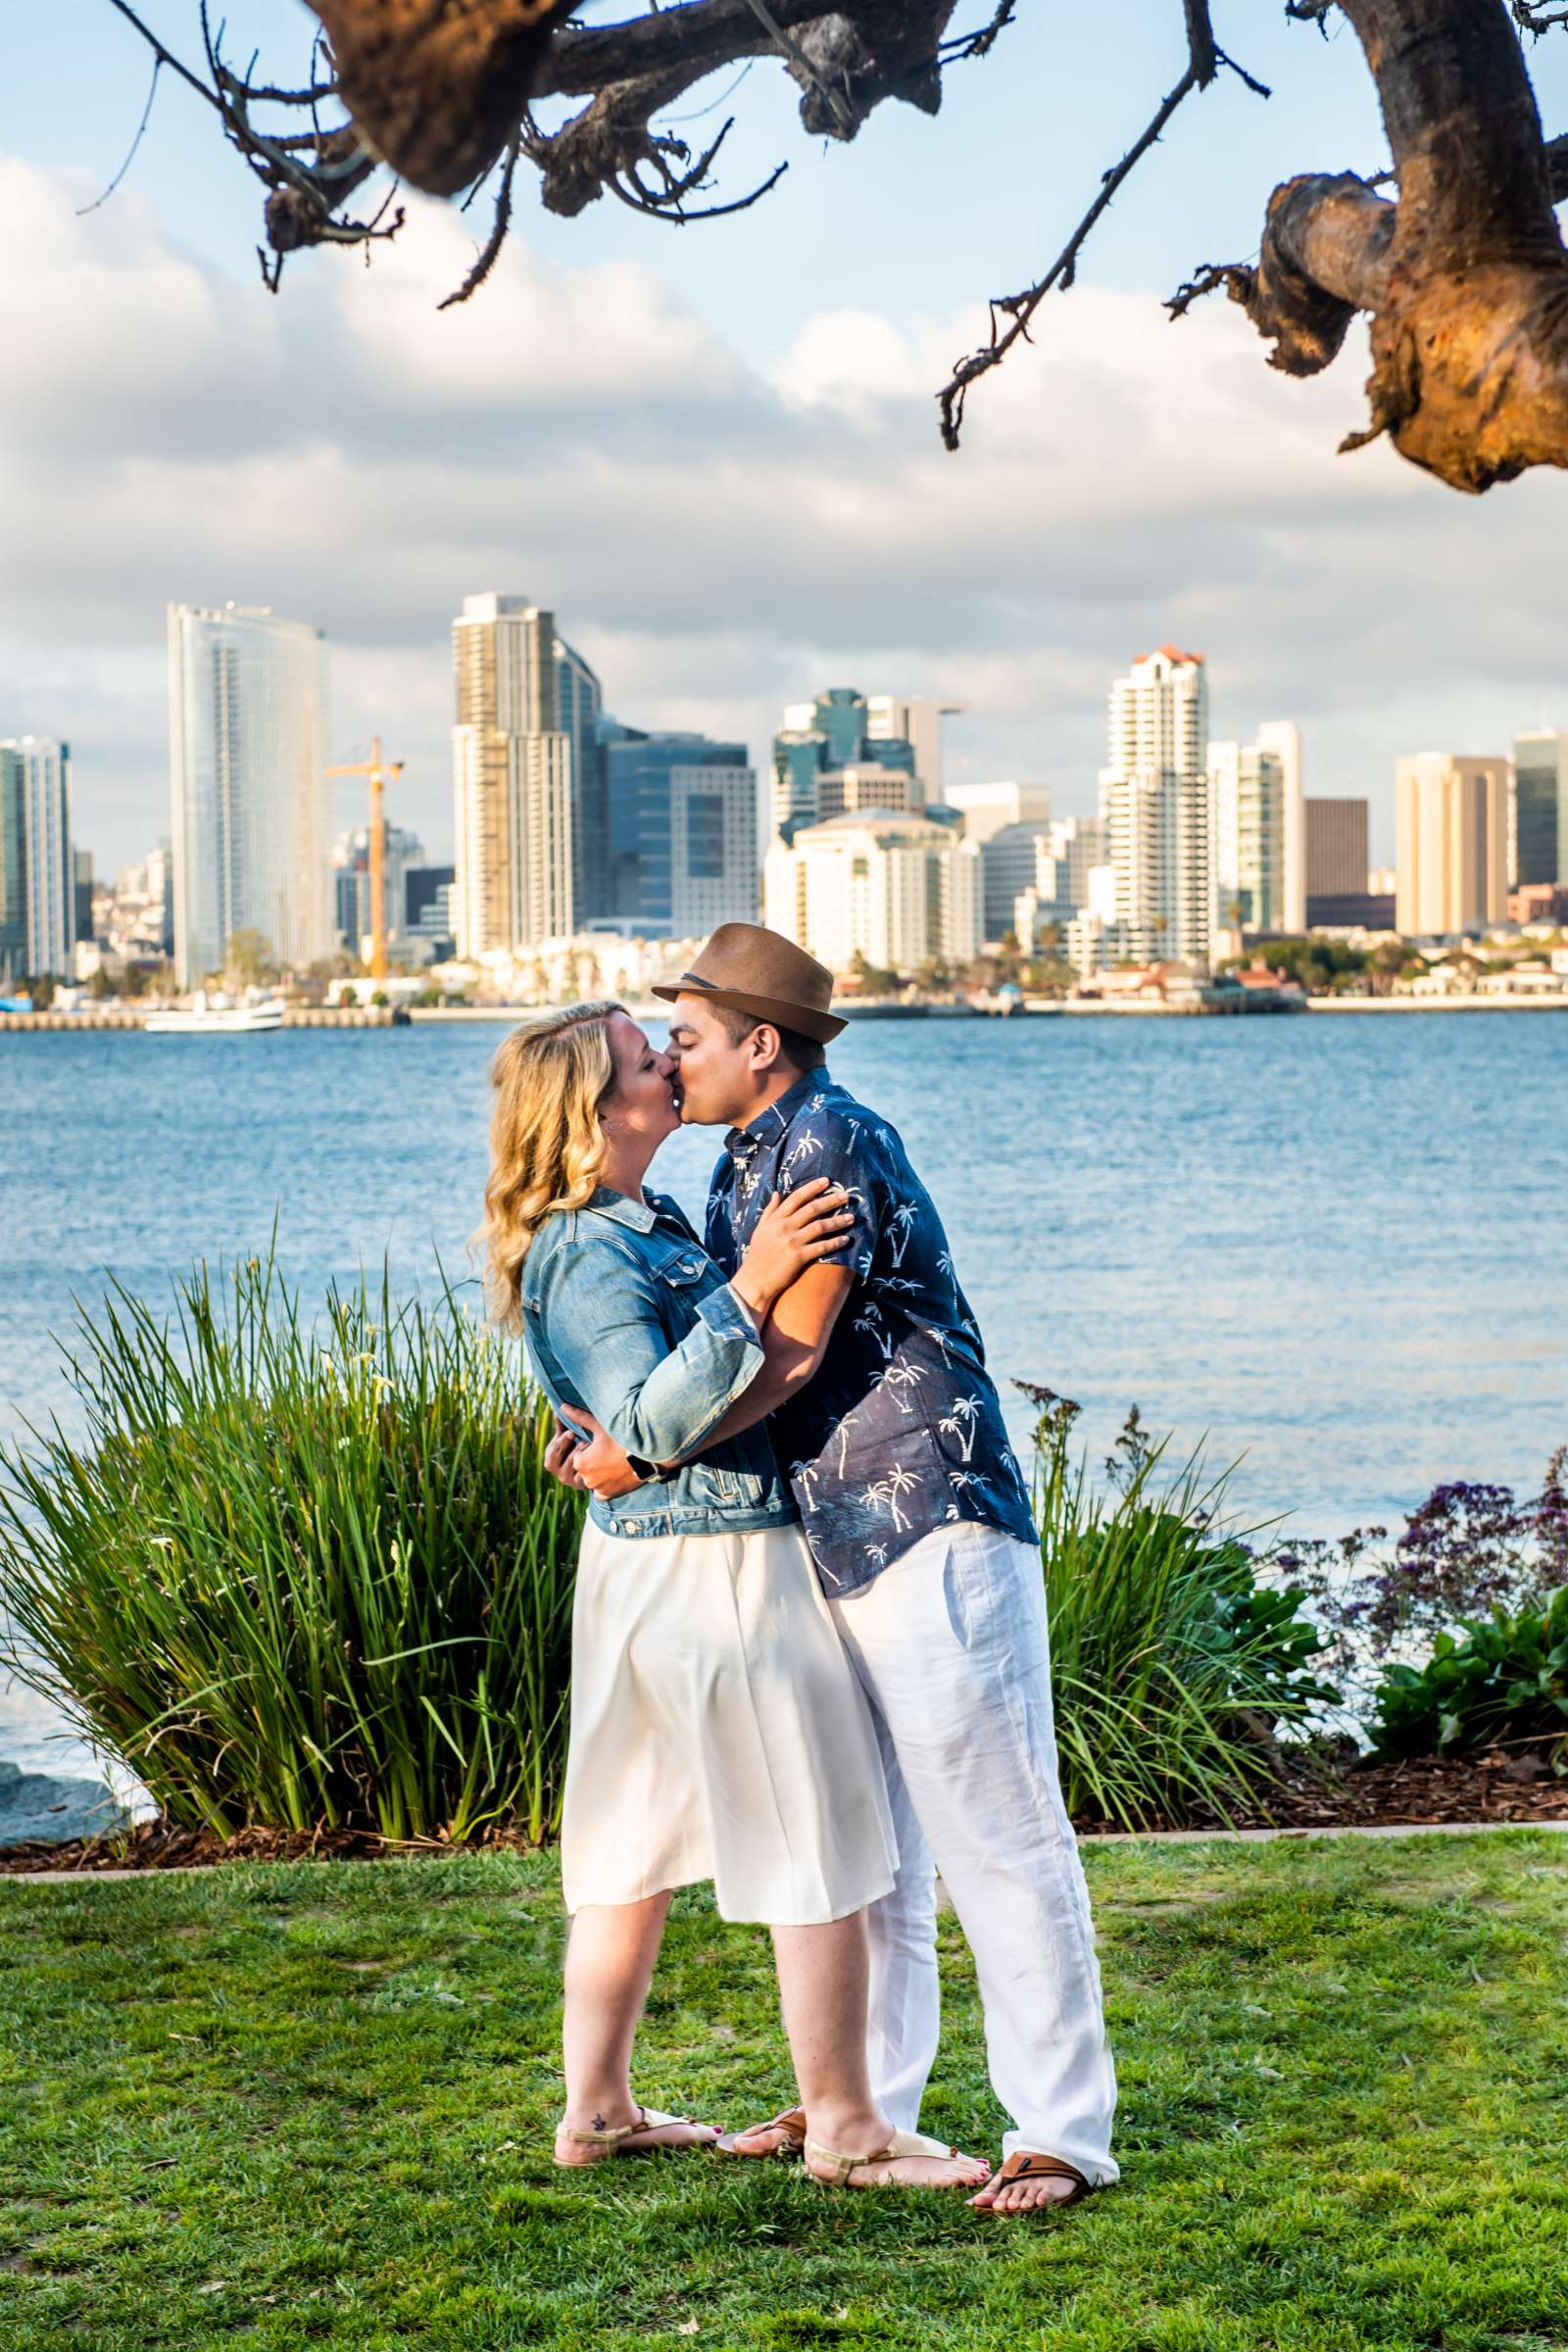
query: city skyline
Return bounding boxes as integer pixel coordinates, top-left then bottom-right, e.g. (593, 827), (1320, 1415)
(23, 586), (1568, 889)
(15, 598), (1568, 989)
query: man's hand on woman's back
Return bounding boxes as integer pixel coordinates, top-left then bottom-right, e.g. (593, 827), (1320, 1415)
(545, 1406), (644, 1499)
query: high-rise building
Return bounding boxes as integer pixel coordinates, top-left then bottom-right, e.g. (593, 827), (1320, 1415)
(557, 636), (610, 925)
(333, 823), (425, 958)
(1256, 720), (1306, 931)
(1013, 816), (1108, 950)
(1099, 646), (1212, 966)
(0, 736), (75, 979)
(168, 604), (332, 986)
(0, 745), (27, 982)
(944, 779), (1053, 848)
(1209, 739), (1286, 933)
(603, 727), (758, 935)
(771, 690), (917, 842)
(74, 849), (95, 950)
(451, 594), (575, 958)
(1305, 799), (1370, 899)
(1512, 729), (1568, 887)
(864, 695), (966, 803)
(762, 809), (982, 975)
(406, 864), (455, 933)
(1395, 755), (1510, 936)
(980, 818), (1056, 943)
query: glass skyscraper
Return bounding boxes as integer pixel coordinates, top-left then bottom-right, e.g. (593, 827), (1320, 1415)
(770, 689), (916, 844)
(167, 604), (332, 986)
(0, 736), (75, 980)
(0, 745), (26, 982)
(604, 727), (758, 935)
(1512, 730), (1568, 887)
(557, 638), (610, 926)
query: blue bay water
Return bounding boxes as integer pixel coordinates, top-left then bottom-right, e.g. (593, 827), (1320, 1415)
(2, 1011), (1564, 1774)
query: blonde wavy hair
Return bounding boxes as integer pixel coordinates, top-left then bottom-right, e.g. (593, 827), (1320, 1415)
(478, 1000), (625, 1332)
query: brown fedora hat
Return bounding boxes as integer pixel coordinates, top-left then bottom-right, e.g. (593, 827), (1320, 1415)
(652, 922), (846, 1044)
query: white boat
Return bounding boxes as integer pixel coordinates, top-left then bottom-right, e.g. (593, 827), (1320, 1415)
(145, 990), (285, 1036)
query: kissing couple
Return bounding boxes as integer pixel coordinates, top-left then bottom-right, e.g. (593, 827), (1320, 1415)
(479, 923), (1117, 2213)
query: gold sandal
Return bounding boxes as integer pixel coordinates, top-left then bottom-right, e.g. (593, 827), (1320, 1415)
(804, 2125), (979, 2188)
(555, 2104), (718, 2168)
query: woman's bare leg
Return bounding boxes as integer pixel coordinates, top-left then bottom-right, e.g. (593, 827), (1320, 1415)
(771, 1914), (989, 2190)
(555, 1893), (714, 2160)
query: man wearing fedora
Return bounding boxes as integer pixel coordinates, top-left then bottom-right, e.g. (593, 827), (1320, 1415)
(549, 923), (1117, 2215)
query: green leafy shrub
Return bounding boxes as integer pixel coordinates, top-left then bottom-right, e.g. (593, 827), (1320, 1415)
(0, 1258), (584, 1841)
(1370, 1586), (1568, 1764)
(1023, 1389), (1338, 1830)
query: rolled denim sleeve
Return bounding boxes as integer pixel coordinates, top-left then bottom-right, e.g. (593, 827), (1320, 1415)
(537, 1241), (763, 1463)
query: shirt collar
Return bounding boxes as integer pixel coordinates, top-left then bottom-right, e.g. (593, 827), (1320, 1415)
(724, 1067), (832, 1162)
(584, 1185), (660, 1232)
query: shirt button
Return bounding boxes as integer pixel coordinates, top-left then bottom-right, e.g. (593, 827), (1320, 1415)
(608, 1516), (619, 1534)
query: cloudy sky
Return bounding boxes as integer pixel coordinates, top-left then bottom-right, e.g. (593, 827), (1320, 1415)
(8, 0), (1568, 871)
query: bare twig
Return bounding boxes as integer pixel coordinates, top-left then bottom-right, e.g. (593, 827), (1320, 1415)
(942, 0), (1016, 63)
(609, 155), (789, 220)
(1513, 3), (1568, 31)
(439, 136), (521, 309)
(1166, 258), (1247, 318)
(938, 0), (1263, 449)
(77, 54), (162, 215)
(235, 74), (340, 103)
(101, 0), (223, 113)
(1217, 47), (1273, 98)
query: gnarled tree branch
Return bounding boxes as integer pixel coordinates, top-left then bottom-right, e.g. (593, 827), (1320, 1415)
(1190, 0), (1568, 492)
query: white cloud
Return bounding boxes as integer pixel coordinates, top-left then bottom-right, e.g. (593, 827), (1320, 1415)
(4, 151), (1568, 870)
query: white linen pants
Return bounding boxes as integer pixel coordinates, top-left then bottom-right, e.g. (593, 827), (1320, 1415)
(828, 1519), (1119, 2184)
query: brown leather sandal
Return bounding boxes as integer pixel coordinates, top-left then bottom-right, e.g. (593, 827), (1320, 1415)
(713, 2104), (808, 2159)
(984, 2150), (1093, 2207)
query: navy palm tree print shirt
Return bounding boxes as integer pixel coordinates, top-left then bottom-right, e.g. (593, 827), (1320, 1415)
(705, 1068), (1037, 1594)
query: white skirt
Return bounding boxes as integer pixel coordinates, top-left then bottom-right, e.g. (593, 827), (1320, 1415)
(561, 1520), (899, 1924)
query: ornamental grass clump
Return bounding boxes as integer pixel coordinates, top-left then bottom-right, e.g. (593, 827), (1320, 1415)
(1021, 1387), (1337, 1832)
(0, 1257), (583, 1842)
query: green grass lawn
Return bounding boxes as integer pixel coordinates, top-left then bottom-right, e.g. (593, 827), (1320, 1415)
(1, 1833), (1565, 2352)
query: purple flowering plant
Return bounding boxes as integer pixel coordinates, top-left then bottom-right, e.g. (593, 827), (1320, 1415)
(1272, 1449), (1567, 1690)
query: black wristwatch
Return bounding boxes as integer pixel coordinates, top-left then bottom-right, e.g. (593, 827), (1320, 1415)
(625, 1452), (660, 1482)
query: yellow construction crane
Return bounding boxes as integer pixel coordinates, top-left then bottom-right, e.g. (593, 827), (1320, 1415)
(326, 736), (404, 980)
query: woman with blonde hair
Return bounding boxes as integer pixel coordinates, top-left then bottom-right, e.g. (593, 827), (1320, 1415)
(481, 1001), (990, 2192)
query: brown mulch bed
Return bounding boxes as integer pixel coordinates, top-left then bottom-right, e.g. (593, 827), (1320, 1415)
(1074, 1744), (1568, 1838)
(2, 1747), (1564, 1875)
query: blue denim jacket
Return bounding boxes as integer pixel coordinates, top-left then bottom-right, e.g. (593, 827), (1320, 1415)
(520, 1186), (798, 1541)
